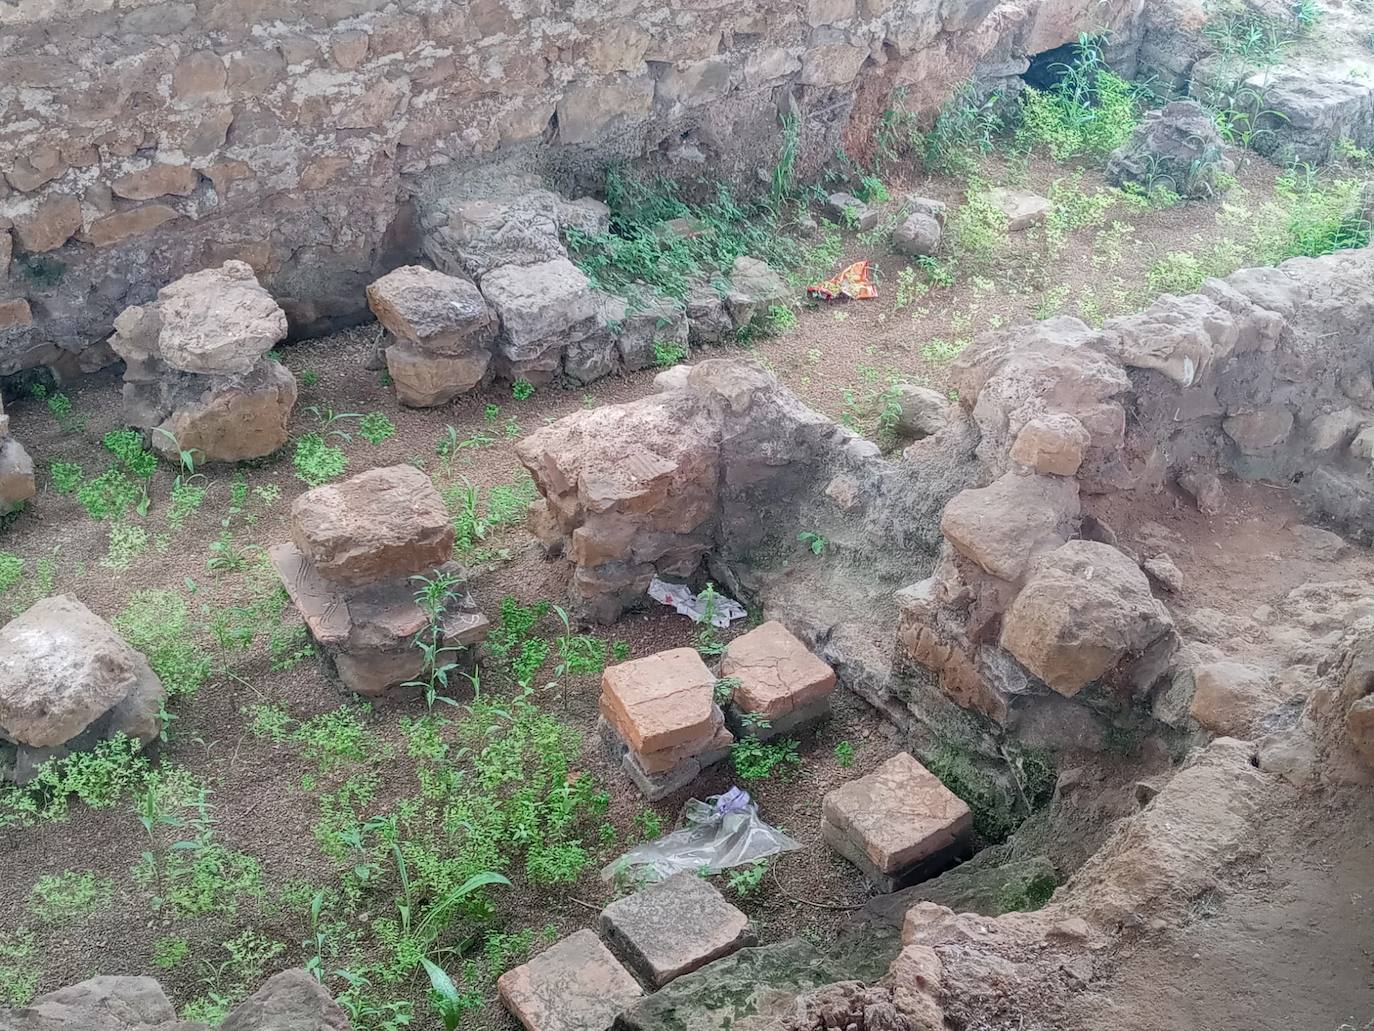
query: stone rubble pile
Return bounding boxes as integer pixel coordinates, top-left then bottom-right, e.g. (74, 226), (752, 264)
(269, 465), (488, 697)
(108, 261), (297, 463)
(0, 595), (165, 784)
(0, 396), (35, 515)
(1106, 99), (1235, 200)
(597, 647), (734, 801)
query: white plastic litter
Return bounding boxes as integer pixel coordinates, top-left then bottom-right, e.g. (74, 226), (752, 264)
(648, 577), (747, 628)
(601, 788), (801, 885)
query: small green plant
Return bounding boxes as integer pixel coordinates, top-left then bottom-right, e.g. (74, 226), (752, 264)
(101, 523), (151, 571)
(633, 808), (663, 840)
(994, 869), (1060, 914)
(153, 935), (190, 970)
(0, 931), (37, 1006)
(46, 392), (86, 433)
(713, 676), (740, 707)
(834, 740), (856, 768)
(1014, 35), (1146, 160)
(115, 590), (211, 698)
(359, 411), (396, 445)
(27, 870), (114, 921)
(50, 461), (83, 494)
(512, 378), (535, 401)
(420, 958), (469, 1031)
(0, 552), (23, 595)
(294, 432), (348, 486)
(75, 469), (141, 522)
(652, 339), (688, 367)
(1291, 0), (1321, 30)
(552, 605), (608, 679)
(732, 736), (801, 781)
(1146, 250), (1206, 295)
(300, 370), (320, 388)
(611, 641), (631, 662)
(693, 583), (726, 657)
(797, 530), (828, 555)
(726, 860), (769, 899)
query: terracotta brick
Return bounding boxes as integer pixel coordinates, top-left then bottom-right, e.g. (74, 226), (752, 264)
(600, 647), (716, 754)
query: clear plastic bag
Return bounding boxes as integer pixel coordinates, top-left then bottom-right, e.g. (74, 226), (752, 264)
(600, 787), (802, 885)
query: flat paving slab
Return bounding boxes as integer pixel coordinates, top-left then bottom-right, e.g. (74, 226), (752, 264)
(598, 872), (754, 987)
(498, 929), (644, 1031)
(821, 752), (973, 892)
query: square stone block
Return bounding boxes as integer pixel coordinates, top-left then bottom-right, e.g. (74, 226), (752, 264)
(497, 929), (643, 1031)
(598, 872), (755, 987)
(821, 752), (973, 892)
(597, 716), (732, 802)
(600, 647), (716, 754)
(721, 620), (836, 722)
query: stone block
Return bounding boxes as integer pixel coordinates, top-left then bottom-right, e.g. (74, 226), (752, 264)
(600, 647), (717, 754)
(986, 188), (1051, 231)
(498, 929), (644, 1031)
(821, 753), (973, 893)
(720, 620), (835, 725)
(290, 465), (455, 588)
(598, 872), (754, 987)
(597, 715), (732, 802)
(366, 265), (498, 355)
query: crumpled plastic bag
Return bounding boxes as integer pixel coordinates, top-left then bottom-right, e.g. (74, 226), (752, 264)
(648, 577), (747, 629)
(600, 787), (801, 885)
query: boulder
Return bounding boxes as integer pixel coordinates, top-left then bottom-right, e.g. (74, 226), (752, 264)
(0, 595), (165, 781)
(1142, 553), (1185, 594)
(112, 261), (287, 376)
(290, 465), (455, 588)
(985, 188), (1051, 231)
(149, 359), (297, 463)
(220, 969), (351, 1031)
(480, 257), (599, 363)
(892, 211), (942, 257)
(724, 256), (789, 329)
(1008, 413), (1089, 476)
(892, 384), (949, 438)
(939, 472), (1081, 581)
(385, 344), (491, 408)
(366, 265), (498, 355)
(1223, 406), (1294, 454)
(1107, 100), (1235, 200)
(1188, 661), (1284, 738)
(999, 540), (1174, 697)
(2, 975), (194, 1031)
(0, 430), (36, 516)
(685, 282), (732, 346)
(498, 929), (643, 1031)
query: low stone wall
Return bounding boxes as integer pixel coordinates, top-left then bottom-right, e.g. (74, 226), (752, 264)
(0, 0), (1144, 378)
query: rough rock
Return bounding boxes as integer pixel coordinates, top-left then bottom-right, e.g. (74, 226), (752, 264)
(220, 969), (351, 1031)
(0, 424), (36, 516)
(481, 258), (599, 364)
(426, 191), (610, 282)
(385, 345), (491, 408)
(892, 384), (949, 438)
(614, 940), (852, 1031)
(498, 929), (643, 1031)
(939, 472), (1081, 581)
(821, 752), (974, 892)
(1000, 541), (1174, 697)
(149, 360), (297, 463)
(985, 188), (1051, 231)
(366, 265), (498, 355)
(892, 212), (943, 257)
(598, 872), (754, 987)
(1223, 407), (1294, 454)
(0, 975), (194, 1031)
(824, 193), (879, 231)
(115, 261), (288, 377)
(0, 595), (164, 781)
(1008, 413), (1089, 475)
(1189, 661), (1284, 739)
(724, 257), (790, 329)
(721, 620), (836, 723)
(1141, 553), (1185, 594)
(685, 283), (733, 347)
(291, 466), (455, 588)
(1107, 99), (1235, 199)
(600, 648), (717, 755)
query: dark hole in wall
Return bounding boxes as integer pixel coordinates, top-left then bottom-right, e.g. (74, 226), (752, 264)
(1021, 41), (1082, 91)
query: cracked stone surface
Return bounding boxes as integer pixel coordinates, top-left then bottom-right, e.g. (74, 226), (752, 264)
(720, 620), (836, 721)
(599, 647), (717, 754)
(598, 872), (755, 986)
(497, 929), (644, 1031)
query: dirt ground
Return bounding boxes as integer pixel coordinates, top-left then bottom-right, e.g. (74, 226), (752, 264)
(0, 148), (1353, 1028)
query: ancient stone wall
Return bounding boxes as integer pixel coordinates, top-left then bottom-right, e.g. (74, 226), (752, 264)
(0, 0), (1143, 378)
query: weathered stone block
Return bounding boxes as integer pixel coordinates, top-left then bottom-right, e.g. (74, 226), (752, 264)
(821, 752), (973, 892)
(498, 929), (643, 1031)
(598, 872), (754, 987)
(600, 647), (717, 755)
(720, 620), (835, 724)
(290, 465), (455, 588)
(366, 265), (498, 355)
